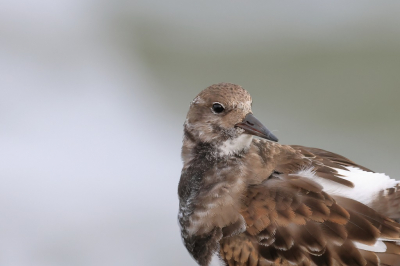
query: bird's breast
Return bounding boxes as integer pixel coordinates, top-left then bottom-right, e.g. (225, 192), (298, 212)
(184, 161), (248, 236)
(178, 156), (253, 266)
(179, 141), (278, 237)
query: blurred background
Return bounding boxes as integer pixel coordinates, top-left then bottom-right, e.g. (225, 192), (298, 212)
(0, 1), (399, 265)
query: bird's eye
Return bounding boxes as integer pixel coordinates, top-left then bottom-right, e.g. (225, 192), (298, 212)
(212, 103), (225, 114)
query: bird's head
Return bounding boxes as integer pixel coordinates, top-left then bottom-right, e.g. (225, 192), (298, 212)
(183, 83), (278, 158)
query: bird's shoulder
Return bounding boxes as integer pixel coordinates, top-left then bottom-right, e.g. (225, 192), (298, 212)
(248, 139), (373, 188)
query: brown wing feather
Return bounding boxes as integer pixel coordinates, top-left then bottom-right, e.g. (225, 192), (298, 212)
(359, 250), (380, 266)
(370, 183), (400, 223)
(219, 174), (400, 266)
(290, 145), (373, 172)
(273, 145), (355, 187)
(334, 196), (400, 240)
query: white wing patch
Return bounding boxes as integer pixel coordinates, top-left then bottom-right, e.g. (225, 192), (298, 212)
(353, 240), (387, 252)
(297, 166), (399, 206)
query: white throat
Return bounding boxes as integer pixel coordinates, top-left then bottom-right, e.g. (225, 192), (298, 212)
(218, 134), (253, 156)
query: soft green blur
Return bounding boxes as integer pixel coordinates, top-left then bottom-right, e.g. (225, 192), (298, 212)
(117, 2), (400, 176)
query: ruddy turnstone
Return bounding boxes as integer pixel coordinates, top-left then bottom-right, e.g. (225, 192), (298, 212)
(178, 83), (400, 266)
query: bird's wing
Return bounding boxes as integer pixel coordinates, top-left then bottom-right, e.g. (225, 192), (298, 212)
(370, 183), (400, 222)
(264, 144), (362, 188)
(219, 175), (400, 266)
(274, 145), (375, 188)
(289, 145), (373, 172)
(289, 145), (400, 222)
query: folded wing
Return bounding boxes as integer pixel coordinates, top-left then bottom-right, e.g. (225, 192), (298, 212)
(220, 170), (400, 266)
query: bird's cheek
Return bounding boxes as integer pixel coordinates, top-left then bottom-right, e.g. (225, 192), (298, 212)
(221, 112), (245, 129)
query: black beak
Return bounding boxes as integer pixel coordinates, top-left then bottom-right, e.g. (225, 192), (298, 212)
(235, 113), (278, 142)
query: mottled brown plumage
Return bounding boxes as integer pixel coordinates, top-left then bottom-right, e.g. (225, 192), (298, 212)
(178, 83), (400, 266)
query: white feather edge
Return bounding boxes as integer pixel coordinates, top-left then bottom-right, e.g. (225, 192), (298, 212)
(353, 240), (387, 252)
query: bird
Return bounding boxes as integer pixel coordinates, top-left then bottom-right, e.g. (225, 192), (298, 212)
(178, 83), (400, 266)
